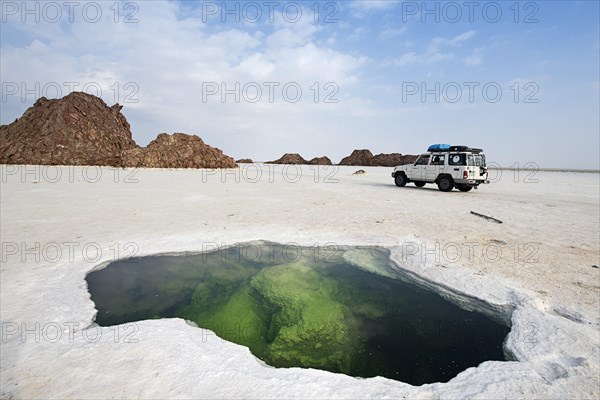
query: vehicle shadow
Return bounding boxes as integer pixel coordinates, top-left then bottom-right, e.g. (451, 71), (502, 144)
(360, 181), (474, 193)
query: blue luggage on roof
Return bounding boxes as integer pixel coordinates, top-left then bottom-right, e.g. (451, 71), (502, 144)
(427, 144), (451, 152)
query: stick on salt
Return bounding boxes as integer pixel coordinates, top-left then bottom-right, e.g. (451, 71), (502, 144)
(470, 211), (503, 224)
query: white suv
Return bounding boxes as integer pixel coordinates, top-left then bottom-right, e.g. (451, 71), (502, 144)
(392, 145), (490, 192)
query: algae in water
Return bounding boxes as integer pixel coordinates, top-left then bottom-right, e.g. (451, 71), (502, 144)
(87, 242), (510, 385)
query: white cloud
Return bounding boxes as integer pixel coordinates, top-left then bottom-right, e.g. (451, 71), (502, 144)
(348, 27), (369, 40)
(392, 30), (475, 66)
(347, 0), (400, 20)
(508, 76), (549, 86)
(429, 30), (476, 52)
(349, 1), (399, 11)
(447, 30), (476, 44)
(464, 55), (483, 66)
(393, 52), (418, 66)
(464, 48), (484, 66)
(379, 27), (407, 38)
(392, 49), (453, 66)
(0, 1), (368, 160)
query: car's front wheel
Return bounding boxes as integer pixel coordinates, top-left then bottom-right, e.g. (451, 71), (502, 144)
(394, 173), (407, 187)
(437, 176), (454, 192)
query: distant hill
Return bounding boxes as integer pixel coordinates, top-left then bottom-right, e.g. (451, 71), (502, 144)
(265, 153), (333, 165)
(339, 149), (418, 166)
(265, 153), (308, 164)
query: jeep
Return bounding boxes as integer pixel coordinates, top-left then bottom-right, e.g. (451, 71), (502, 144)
(391, 145), (490, 192)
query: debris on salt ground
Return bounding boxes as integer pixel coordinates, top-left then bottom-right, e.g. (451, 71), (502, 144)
(471, 211), (503, 224)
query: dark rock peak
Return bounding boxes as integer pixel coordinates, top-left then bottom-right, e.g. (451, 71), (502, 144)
(266, 153), (308, 165)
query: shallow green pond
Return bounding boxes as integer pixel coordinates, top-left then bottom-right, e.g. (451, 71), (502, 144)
(86, 242), (509, 385)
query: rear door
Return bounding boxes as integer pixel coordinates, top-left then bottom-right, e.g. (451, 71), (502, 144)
(425, 154), (445, 182)
(470, 153), (487, 180)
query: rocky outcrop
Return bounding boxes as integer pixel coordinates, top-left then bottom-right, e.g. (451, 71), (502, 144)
(266, 153), (308, 164)
(0, 92), (137, 166)
(339, 149), (418, 166)
(371, 153), (418, 167)
(309, 156), (333, 165)
(0, 93), (237, 169)
(236, 159), (254, 164)
(338, 150), (374, 166)
(266, 154), (332, 165)
(122, 133), (237, 169)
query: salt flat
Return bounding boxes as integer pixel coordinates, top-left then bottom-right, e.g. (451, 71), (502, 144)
(1, 164), (598, 399)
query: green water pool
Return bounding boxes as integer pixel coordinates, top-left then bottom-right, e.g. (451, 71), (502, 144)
(86, 242), (509, 385)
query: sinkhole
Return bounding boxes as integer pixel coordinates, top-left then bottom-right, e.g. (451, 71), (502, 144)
(86, 242), (510, 385)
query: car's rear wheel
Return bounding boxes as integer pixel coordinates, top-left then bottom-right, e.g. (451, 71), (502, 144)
(457, 185), (473, 192)
(437, 176), (454, 192)
(394, 173), (407, 187)
(414, 182), (426, 187)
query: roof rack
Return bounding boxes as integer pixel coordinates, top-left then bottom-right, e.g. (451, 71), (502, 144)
(427, 144), (451, 152)
(427, 144), (483, 154)
(449, 145), (468, 152)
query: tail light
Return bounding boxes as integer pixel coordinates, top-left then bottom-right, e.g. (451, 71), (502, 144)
(463, 170), (469, 179)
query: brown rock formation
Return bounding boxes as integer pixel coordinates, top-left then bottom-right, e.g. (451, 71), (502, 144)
(371, 153), (418, 167)
(0, 92), (137, 166)
(338, 149), (374, 166)
(122, 133), (237, 169)
(0, 93), (237, 169)
(266, 153), (308, 164)
(309, 156), (333, 165)
(236, 159), (254, 163)
(401, 154), (419, 165)
(338, 149), (418, 166)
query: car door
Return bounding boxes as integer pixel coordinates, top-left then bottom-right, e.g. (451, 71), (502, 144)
(411, 154), (430, 181)
(471, 153), (487, 180)
(425, 154), (445, 182)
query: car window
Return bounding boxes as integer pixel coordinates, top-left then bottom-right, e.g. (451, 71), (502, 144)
(415, 155), (430, 165)
(473, 154), (486, 167)
(468, 155), (475, 166)
(448, 154), (466, 165)
(430, 155), (445, 165)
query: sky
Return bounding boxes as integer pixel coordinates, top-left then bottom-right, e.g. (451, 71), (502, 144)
(1, 0), (599, 169)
